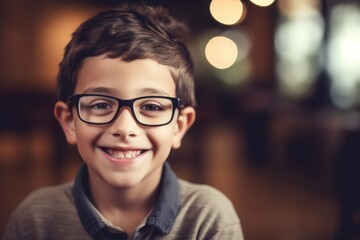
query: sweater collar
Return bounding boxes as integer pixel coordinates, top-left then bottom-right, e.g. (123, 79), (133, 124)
(72, 162), (180, 237)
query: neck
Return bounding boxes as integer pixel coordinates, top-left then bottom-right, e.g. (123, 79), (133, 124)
(87, 167), (162, 233)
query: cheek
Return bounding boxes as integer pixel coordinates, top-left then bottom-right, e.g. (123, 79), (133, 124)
(147, 126), (176, 150)
(74, 122), (102, 149)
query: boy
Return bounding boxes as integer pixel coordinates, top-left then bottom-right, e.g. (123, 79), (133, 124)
(3, 2), (244, 239)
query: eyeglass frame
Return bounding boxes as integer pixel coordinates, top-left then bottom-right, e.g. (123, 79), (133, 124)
(67, 94), (185, 127)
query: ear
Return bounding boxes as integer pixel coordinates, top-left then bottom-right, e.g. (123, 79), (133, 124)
(172, 107), (196, 149)
(54, 101), (77, 145)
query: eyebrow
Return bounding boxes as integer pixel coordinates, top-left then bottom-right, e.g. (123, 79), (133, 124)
(80, 87), (171, 97)
(139, 88), (171, 96)
(81, 87), (117, 95)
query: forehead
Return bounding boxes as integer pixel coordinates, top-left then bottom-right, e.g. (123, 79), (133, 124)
(74, 55), (176, 97)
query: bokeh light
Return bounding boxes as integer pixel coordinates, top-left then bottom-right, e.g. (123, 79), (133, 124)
(249, 0), (276, 7)
(275, 7), (324, 98)
(326, 3), (360, 109)
(209, 0), (244, 25)
(205, 36), (238, 69)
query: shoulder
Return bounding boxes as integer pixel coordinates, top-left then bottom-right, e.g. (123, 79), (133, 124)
(178, 179), (238, 220)
(3, 182), (83, 240)
(171, 179), (243, 239)
(16, 182), (74, 213)
(179, 180), (239, 225)
(179, 179), (231, 202)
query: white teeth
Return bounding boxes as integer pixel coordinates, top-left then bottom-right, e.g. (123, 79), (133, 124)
(106, 149), (142, 159)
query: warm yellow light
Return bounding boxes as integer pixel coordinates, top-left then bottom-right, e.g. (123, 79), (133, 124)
(39, 6), (97, 85)
(249, 0), (276, 7)
(210, 0), (244, 25)
(205, 36), (238, 69)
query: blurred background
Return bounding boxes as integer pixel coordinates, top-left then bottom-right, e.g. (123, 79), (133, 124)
(1, 0), (360, 239)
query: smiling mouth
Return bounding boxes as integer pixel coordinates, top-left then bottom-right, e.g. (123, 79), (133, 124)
(103, 148), (145, 159)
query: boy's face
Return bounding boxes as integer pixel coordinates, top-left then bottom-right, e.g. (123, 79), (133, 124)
(54, 55), (195, 190)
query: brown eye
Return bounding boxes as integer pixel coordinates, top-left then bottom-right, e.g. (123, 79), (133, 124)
(91, 102), (112, 110)
(140, 104), (164, 111)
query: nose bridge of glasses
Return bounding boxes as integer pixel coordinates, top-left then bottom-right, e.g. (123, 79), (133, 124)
(113, 98), (138, 122)
(117, 98), (134, 110)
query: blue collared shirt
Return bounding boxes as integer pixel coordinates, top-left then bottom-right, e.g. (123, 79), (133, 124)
(72, 163), (180, 239)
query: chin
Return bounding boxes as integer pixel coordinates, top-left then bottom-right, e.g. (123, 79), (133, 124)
(105, 174), (145, 189)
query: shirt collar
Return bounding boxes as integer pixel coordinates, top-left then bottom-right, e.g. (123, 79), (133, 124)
(146, 163), (180, 234)
(72, 162), (180, 237)
(72, 165), (106, 237)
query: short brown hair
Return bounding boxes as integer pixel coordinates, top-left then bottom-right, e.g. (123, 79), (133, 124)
(57, 2), (196, 106)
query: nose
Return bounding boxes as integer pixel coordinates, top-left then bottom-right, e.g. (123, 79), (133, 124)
(108, 107), (139, 138)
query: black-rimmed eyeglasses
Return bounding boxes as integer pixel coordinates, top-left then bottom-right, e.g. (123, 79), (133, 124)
(67, 94), (185, 127)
